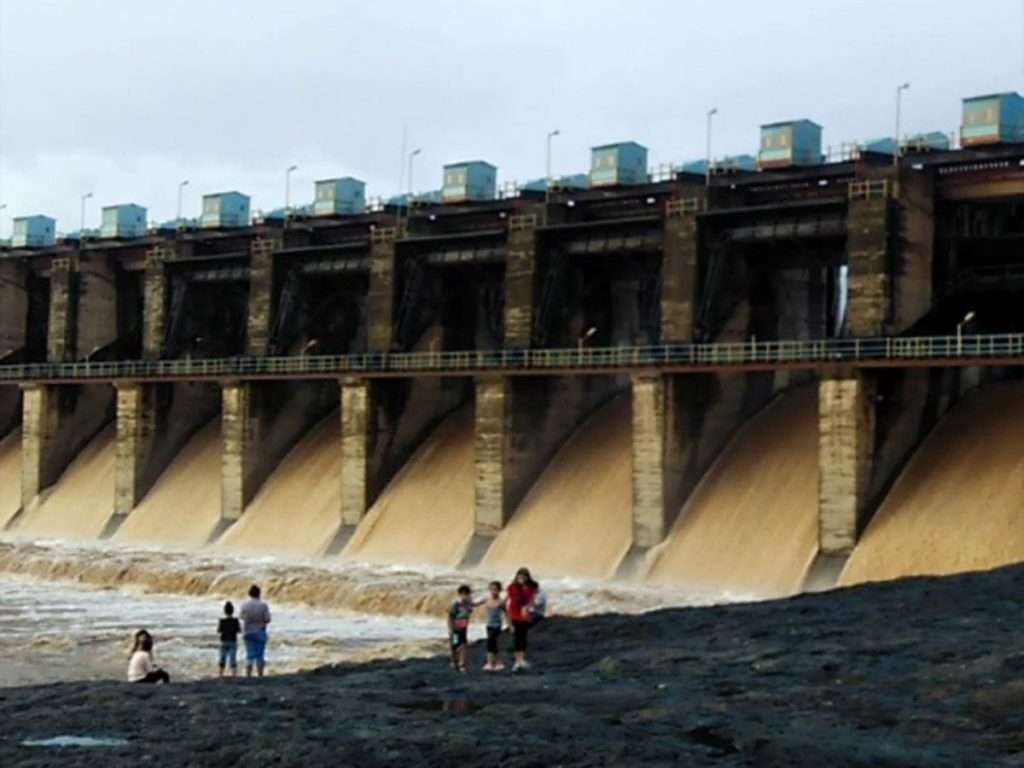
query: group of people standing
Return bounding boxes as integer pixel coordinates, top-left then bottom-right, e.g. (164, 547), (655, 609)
(126, 569), (546, 684)
(447, 567), (546, 673)
(127, 584), (272, 684)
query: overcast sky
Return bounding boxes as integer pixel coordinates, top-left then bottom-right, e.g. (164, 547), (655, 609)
(1, 0), (1022, 233)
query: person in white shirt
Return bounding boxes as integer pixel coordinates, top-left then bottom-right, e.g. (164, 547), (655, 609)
(127, 629), (170, 684)
(239, 584), (272, 678)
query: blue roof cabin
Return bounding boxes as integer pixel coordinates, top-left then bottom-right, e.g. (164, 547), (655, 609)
(589, 142), (648, 187)
(100, 204), (147, 239)
(758, 120), (823, 169)
(12, 215), (56, 248)
(313, 177), (366, 216)
(200, 191), (251, 229)
(442, 162), (497, 203)
(961, 92), (1024, 147)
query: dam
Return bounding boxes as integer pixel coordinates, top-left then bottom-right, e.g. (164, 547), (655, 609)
(1, 91), (1023, 598)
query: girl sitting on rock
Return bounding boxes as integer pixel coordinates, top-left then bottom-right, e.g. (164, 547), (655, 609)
(127, 629), (170, 684)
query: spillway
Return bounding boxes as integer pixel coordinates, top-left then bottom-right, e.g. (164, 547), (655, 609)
(343, 407), (474, 568)
(645, 386), (819, 598)
(841, 382), (1024, 585)
(480, 396), (632, 581)
(114, 420), (222, 548)
(217, 413), (341, 556)
(14, 426), (116, 540)
(0, 430), (21, 529)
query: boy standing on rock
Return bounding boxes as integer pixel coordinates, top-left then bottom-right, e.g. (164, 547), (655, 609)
(447, 585), (480, 673)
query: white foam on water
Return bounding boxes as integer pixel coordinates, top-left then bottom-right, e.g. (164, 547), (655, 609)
(23, 736), (130, 748)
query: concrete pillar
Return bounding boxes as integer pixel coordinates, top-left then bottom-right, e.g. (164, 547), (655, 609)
(76, 253), (117, 359)
(661, 195), (703, 343)
(114, 383), (157, 517)
(504, 213), (539, 348)
(817, 373), (876, 555)
(846, 184), (891, 337)
(473, 377), (508, 535)
(221, 382), (253, 521)
(47, 257), (76, 362)
(0, 260), (28, 356)
(339, 378), (375, 526)
(20, 384), (60, 509)
(892, 171), (935, 332)
(367, 228), (398, 352)
(246, 237), (279, 356)
(143, 246), (173, 359)
(630, 373), (686, 548)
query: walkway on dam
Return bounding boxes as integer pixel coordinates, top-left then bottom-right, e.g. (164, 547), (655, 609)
(2, 332), (1022, 384)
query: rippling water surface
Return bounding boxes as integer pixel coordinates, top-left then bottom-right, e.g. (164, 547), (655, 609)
(0, 535), (746, 687)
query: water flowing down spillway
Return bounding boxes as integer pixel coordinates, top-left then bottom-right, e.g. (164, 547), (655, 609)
(841, 382), (1024, 586)
(481, 396), (633, 581)
(0, 430), (21, 530)
(14, 426), (116, 540)
(343, 407), (475, 568)
(645, 386), (819, 598)
(114, 420), (222, 548)
(217, 413), (342, 556)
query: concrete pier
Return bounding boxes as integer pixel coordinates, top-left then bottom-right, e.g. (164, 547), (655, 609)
(503, 213), (540, 348)
(630, 373), (685, 548)
(339, 378), (374, 527)
(367, 228), (398, 352)
(661, 194), (703, 343)
(246, 237), (280, 356)
(142, 245), (173, 359)
(817, 373), (876, 555)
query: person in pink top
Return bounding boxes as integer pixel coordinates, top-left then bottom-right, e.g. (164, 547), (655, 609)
(505, 567), (539, 672)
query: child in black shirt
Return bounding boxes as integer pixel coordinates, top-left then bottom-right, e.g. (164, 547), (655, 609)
(217, 601), (241, 677)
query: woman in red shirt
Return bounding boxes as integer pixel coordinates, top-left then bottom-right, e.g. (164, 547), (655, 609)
(505, 567), (539, 671)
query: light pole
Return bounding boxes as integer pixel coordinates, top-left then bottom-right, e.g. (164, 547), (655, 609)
(80, 192), (93, 239)
(177, 179), (189, 228)
(577, 325), (597, 354)
(0, 204), (6, 242)
(956, 310), (975, 355)
(545, 129), (560, 224)
(285, 165), (298, 215)
(405, 148), (422, 230)
(706, 107), (718, 187)
(894, 83), (910, 171)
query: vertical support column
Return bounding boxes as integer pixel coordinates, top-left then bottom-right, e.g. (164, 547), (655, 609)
(630, 373), (685, 548)
(20, 384), (59, 509)
(367, 227), (398, 352)
(339, 377), (375, 526)
(504, 213), (538, 348)
(0, 260), (27, 355)
(76, 252), (117, 358)
(114, 383), (157, 517)
(143, 246), (172, 359)
(246, 237), (279, 356)
(221, 381), (253, 521)
(818, 373), (876, 555)
(47, 256), (77, 362)
(893, 171), (935, 332)
(661, 194), (704, 343)
(473, 376), (508, 536)
(846, 180), (892, 337)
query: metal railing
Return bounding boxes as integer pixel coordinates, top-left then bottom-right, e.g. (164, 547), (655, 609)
(1, 334), (1022, 384)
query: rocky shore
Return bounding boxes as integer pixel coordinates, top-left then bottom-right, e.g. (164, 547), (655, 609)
(2, 566), (1024, 767)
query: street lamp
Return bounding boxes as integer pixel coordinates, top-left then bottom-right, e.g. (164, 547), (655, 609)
(705, 108), (718, 187)
(545, 129), (560, 224)
(285, 165), (298, 214)
(577, 325), (597, 354)
(0, 204), (6, 242)
(80, 192), (93, 240)
(405, 148), (422, 229)
(956, 310), (975, 355)
(176, 180), (189, 228)
(894, 83), (910, 170)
